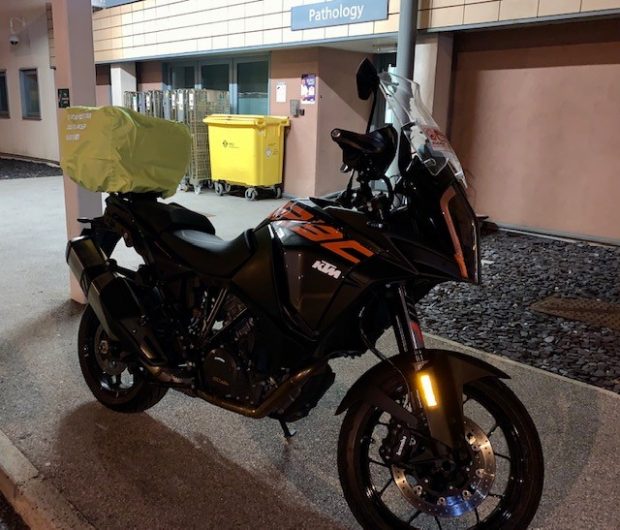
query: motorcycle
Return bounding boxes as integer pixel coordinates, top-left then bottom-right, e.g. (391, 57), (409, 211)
(66, 59), (543, 529)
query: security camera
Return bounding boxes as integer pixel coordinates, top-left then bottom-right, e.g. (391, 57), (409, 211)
(9, 35), (19, 46)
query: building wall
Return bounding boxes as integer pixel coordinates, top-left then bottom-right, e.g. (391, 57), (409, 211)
(450, 18), (620, 242)
(417, 0), (620, 29)
(92, 0), (401, 63)
(137, 60), (164, 90)
(91, 0), (620, 65)
(270, 48), (320, 198)
(95, 64), (111, 106)
(315, 48), (372, 197)
(0, 0), (59, 161)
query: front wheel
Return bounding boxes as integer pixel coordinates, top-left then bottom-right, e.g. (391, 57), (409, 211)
(77, 306), (168, 413)
(338, 376), (543, 529)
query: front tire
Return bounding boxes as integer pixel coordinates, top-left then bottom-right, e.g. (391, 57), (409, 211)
(77, 306), (168, 413)
(338, 375), (543, 529)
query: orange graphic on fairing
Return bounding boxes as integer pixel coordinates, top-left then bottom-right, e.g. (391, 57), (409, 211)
(271, 202), (375, 265)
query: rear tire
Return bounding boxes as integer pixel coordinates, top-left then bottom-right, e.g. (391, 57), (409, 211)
(77, 306), (168, 413)
(338, 375), (544, 530)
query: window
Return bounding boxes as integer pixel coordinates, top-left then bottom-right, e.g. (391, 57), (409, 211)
(0, 71), (8, 117)
(20, 69), (41, 119)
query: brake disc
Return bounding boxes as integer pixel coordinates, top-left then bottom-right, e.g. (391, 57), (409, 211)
(392, 417), (496, 518)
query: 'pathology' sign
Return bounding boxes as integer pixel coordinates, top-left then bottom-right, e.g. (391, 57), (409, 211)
(291, 0), (388, 31)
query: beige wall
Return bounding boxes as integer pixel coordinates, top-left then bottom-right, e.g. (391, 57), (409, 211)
(91, 0), (620, 65)
(0, 0), (59, 161)
(418, 0), (620, 29)
(450, 19), (620, 242)
(270, 48), (372, 198)
(270, 48), (320, 198)
(92, 0), (400, 63)
(315, 49), (373, 197)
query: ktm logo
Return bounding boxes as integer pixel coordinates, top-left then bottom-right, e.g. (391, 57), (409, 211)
(271, 202), (375, 265)
(312, 260), (342, 279)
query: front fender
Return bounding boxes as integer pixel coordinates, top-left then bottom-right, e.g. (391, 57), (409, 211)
(336, 349), (509, 449)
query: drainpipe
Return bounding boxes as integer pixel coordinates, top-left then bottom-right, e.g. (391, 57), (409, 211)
(396, 0), (419, 79)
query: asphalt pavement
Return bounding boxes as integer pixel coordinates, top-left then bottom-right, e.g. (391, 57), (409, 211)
(0, 176), (618, 529)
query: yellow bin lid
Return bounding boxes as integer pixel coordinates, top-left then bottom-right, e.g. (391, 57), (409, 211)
(204, 114), (290, 128)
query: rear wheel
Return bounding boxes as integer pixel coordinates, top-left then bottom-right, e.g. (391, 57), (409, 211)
(77, 306), (168, 413)
(338, 375), (543, 529)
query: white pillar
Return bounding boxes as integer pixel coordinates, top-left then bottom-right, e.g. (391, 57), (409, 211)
(413, 34), (454, 132)
(110, 62), (137, 106)
(52, 0), (102, 303)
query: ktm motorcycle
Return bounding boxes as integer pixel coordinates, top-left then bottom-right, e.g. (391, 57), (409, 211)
(67, 59), (543, 529)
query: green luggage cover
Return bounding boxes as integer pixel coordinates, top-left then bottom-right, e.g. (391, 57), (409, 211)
(59, 106), (191, 198)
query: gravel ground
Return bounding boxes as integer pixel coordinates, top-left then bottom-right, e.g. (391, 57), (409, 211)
(0, 494), (27, 530)
(0, 158), (61, 180)
(418, 230), (620, 394)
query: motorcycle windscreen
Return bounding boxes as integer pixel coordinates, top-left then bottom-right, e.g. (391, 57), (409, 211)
(440, 183), (480, 284)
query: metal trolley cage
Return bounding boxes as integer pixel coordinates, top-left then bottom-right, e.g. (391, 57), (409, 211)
(123, 88), (230, 194)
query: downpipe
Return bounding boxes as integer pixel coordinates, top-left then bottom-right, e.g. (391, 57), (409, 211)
(66, 235), (189, 385)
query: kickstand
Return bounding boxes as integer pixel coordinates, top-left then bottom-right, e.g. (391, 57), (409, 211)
(278, 419), (297, 440)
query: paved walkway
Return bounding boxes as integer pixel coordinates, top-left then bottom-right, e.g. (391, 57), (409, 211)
(0, 177), (618, 529)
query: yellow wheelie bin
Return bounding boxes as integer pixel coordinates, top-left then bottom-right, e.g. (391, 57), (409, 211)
(204, 114), (289, 200)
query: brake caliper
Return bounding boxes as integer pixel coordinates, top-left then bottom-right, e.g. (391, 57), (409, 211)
(379, 421), (420, 467)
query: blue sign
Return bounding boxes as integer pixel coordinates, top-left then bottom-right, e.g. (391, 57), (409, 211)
(291, 0), (389, 31)
(91, 0), (140, 8)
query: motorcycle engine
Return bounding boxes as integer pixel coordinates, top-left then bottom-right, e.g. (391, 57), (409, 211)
(200, 294), (270, 405)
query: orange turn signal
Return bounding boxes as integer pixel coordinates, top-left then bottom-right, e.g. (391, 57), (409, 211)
(417, 372), (439, 409)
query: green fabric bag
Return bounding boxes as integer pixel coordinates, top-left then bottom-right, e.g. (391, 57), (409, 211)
(59, 106), (191, 198)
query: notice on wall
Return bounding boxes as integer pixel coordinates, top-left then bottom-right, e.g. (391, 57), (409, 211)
(301, 74), (316, 105)
(57, 88), (70, 109)
(276, 81), (287, 103)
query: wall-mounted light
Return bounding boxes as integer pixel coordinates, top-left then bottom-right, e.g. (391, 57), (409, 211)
(9, 17), (26, 47)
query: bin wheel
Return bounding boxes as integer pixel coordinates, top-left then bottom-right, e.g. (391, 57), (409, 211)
(193, 184), (202, 195)
(206, 179), (214, 190)
(178, 181), (189, 192)
(245, 188), (258, 201)
(214, 182), (225, 196)
(224, 183), (232, 193)
(273, 185), (282, 199)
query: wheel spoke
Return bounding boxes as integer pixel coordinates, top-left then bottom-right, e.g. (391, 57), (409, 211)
(494, 452), (511, 462)
(434, 516), (443, 530)
(486, 422), (499, 438)
(369, 458), (390, 469)
(407, 510), (422, 524)
(475, 507), (481, 524)
(488, 492), (505, 500)
(378, 477), (393, 496)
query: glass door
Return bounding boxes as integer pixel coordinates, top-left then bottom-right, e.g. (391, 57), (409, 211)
(235, 59), (269, 115)
(200, 63), (230, 91)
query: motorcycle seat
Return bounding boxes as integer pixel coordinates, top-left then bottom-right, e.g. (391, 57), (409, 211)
(131, 199), (216, 236)
(161, 229), (254, 277)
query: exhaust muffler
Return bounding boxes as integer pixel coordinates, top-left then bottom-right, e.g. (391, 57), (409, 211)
(66, 236), (189, 385)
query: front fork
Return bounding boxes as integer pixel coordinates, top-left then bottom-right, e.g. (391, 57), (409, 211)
(389, 284), (467, 454)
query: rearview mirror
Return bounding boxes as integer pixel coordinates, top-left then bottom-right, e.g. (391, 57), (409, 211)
(356, 58), (379, 101)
